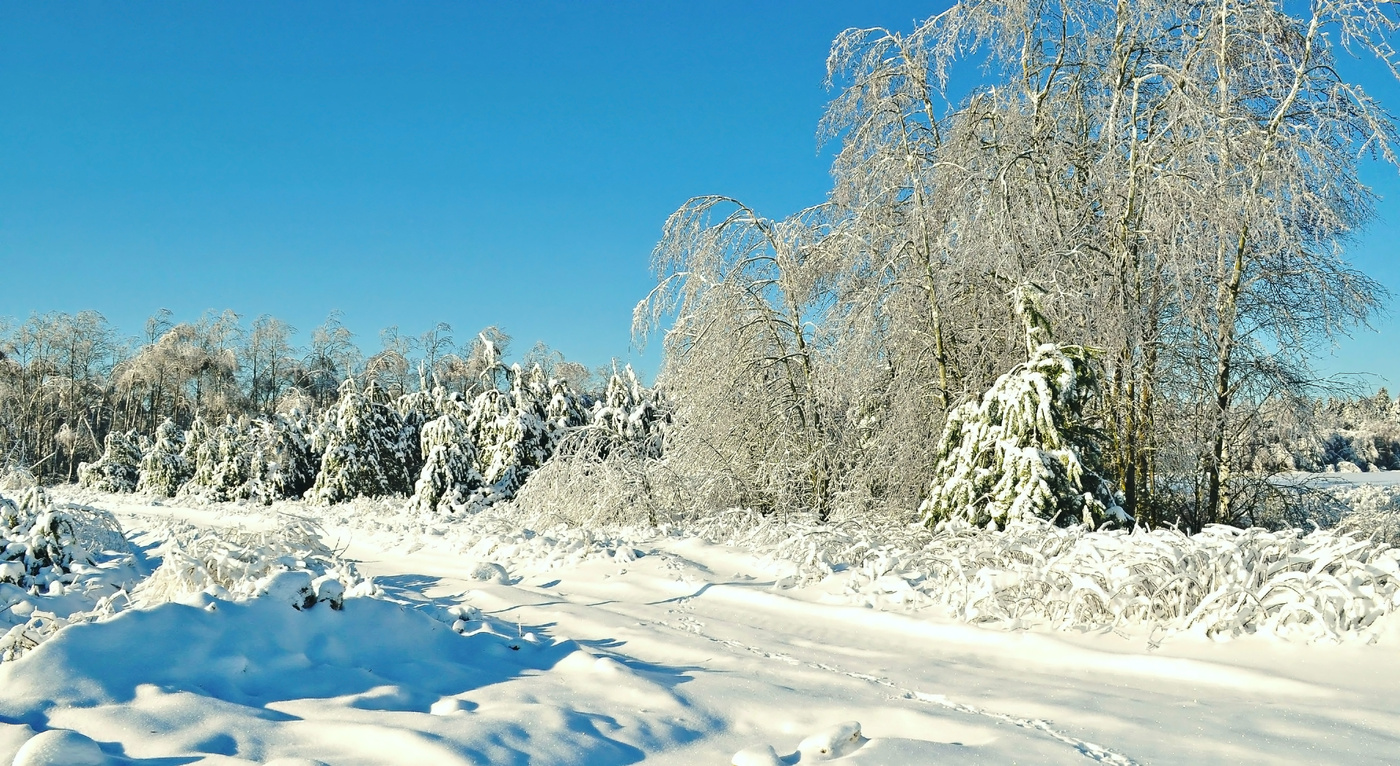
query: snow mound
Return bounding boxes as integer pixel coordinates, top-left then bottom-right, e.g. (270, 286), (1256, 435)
(11, 729), (106, 766)
(0, 596), (701, 765)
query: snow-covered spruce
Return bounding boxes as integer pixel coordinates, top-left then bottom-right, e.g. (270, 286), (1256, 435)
(136, 418), (191, 497)
(77, 430), (142, 493)
(310, 379), (414, 504)
(408, 404), (483, 514)
(242, 413), (318, 502)
(592, 365), (671, 459)
(921, 341), (1126, 530)
(180, 416), (253, 502)
(467, 366), (552, 498)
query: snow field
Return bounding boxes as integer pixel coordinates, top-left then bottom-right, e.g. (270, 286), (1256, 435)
(0, 482), (1399, 762)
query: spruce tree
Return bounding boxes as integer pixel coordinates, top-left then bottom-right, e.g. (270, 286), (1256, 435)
(310, 379), (413, 504)
(921, 291), (1126, 529)
(920, 342), (1125, 529)
(408, 404), (482, 514)
(137, 418), (191, 496)
(78, 431), (142, 493)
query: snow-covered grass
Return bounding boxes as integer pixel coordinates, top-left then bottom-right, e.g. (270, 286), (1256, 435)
(2, 483), (1400, 763)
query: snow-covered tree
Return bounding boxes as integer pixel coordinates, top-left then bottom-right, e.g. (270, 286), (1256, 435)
(921, 337), (1126, 530)
(408, 403), (482, 514)
(78, 431), (142, 493)
(244, 414), (318, 502)
(182, 417), (252, 502)
(466, 366), (551, 497)
(310, 380), (413, 504)
(137, 418), (190, 496)
(592, 366), (670, 460)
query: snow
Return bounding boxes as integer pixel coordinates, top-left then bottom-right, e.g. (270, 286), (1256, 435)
(2, 487), (1400, 763)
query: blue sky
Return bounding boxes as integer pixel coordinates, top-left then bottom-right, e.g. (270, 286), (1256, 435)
(2, 1), (1398, 389)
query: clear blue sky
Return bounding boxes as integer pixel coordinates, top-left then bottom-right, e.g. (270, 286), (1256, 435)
(2, 1), (1398, 389)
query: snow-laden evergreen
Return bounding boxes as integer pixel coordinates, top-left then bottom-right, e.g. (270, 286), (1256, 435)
(242, 413), (318, 502)
(591, 366), (670, 459)
(309, 380), (414, 504)
(76, 431), (142, 493)
(408, 401), (483, 514)
(466, 366), (552, 497)
(181, 417), (252, 502)
(921, 341), (1126, 530)
(135, 418), (190, 497)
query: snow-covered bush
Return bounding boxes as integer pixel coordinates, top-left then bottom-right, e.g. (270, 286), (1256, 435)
(137, 418), (191, 496)
(692, 509), (1400, 641)
(921, 343), (1125, 530)
(0, 489), (126, 588)
(310, 379), (414, 504)
(78, 431), (142, 493)
(134, 515), (374, 608)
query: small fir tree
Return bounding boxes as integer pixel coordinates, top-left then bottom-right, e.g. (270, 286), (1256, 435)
(78, 431), (142, 493)
(245, 414), (318, 502)
(310, 379), (414, 504)
(921, 291), (1126, 529)
(137, 418), (191, 497)
(466, 366), (551, 497)
(920, 343), (1126, 529)
(408, 405), (483, 514)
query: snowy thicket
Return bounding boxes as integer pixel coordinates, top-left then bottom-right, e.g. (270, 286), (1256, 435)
(133, 516), (374, 608)
(0, 489), (135, 662)
(688, 508), (1400, 641)
(921, 342), (1126, 530)
(76, 431), (141, 493)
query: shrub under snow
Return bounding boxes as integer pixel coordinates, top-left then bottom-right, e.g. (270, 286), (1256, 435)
(693, 510), (1400, 642)
(133, 515), (375, 608)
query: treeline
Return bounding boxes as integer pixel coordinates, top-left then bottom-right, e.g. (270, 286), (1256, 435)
(632, 1), (1400, 532)
(1248, 390), (1400, 475)
(0, 309), (645, 492)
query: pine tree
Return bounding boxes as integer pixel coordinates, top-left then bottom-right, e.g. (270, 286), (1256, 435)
(137, 418), (191, 496)
(78, 431), (142, 493)
(181, 417), (252, 502)
(310, 379), (413, 504)
(244, 413), (318, 502)
(592, 366), (670, 459)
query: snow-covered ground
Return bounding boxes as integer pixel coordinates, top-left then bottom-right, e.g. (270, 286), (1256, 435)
(4, 484), (1400, 764)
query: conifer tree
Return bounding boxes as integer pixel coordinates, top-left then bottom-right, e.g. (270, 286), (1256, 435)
(310, 379), (413, 504)
(78, 431), (142, 493)
(137, 418), (190, 496)
(408, 404), (482, 514)
(922, 292), (1126, 529)
(466, 366), (551, 497)
(245, 414), (318, 502)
